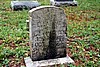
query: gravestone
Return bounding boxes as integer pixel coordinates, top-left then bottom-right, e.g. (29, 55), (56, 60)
(25, 6), (74, 67)
(10, 0), (40, 10)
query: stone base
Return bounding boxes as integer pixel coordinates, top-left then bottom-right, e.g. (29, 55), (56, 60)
(24, 56), (74, 67)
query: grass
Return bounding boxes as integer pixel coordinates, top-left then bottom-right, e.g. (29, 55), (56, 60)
(0, 0), (100, 67)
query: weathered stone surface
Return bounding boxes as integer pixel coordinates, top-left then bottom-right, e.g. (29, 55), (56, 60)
(29, 6), (67, 61)
(24, 56), (74, 67)
(10, 1), (40, 10)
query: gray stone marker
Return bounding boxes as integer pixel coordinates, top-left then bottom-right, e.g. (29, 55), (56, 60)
(25, 6), (74, 67)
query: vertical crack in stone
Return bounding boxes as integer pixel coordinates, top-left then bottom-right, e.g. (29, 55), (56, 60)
(47, 17), (57, 59)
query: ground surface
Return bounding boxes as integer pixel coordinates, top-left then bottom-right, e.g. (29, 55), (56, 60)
(0, 0), (100, 67)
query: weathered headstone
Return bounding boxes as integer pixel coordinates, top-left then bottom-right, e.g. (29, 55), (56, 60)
(29, 6), (67, 60)
(25, 6), (74, 67)
(10, 0), (40, 10)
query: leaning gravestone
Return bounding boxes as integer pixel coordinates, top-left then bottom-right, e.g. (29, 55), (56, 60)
(25, 6), (74, 67)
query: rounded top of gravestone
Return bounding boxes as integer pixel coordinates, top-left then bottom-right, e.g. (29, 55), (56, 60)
(29, 6), (56, 12)
(29, 6), (64, 16)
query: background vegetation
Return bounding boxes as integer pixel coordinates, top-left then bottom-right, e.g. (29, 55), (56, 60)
(0, 0), (100, 67)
